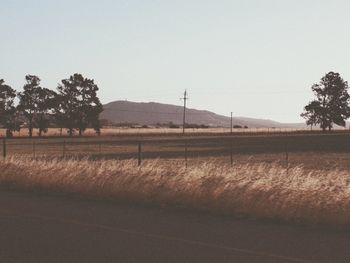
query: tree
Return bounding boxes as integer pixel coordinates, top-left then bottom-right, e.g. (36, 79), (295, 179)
(36, 88), (56, 136)
(54, 80), (78, 136)
(18, 75), (41, 137)
(55, 74), (103, 136)
(0, 79), (20, 137)
(301, 72), (350, 131)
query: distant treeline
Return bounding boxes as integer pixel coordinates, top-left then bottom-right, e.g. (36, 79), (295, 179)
(0, 74), (102, 138)
(101, 121), (249, 129)
(100, 121), (214, 129)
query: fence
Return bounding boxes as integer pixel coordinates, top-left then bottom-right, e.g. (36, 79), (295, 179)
(1, 126), (350, 138)
(3, 133), (350, 171)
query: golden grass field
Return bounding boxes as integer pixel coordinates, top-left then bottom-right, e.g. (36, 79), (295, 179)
(1, 156), (350, 225)
(2, 132), (350, 225)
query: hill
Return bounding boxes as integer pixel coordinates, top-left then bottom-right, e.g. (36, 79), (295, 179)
(101, 100), (304, 128)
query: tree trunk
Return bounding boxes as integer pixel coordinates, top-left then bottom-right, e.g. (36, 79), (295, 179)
(6, 129), (12, 138)
(29, 121), (33, 138)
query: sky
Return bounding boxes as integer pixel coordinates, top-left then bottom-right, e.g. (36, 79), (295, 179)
(1, 0), (350, 123)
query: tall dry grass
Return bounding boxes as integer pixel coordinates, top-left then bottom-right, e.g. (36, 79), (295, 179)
(1, 156), (350, 225)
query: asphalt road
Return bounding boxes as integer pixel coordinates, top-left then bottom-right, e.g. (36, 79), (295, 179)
(0, 190), (350, 263)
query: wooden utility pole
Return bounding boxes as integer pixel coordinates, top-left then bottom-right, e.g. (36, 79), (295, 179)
(181, 90), (188, 135)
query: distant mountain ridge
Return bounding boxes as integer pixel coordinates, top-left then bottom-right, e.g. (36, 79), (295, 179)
(101, 100), (305, 128)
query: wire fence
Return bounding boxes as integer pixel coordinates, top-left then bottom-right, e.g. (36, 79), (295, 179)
(3, 133), (350, 171)
(2, 126), (350, 138)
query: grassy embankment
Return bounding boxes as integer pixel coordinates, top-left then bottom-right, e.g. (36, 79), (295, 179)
(1, 156), (350, 225)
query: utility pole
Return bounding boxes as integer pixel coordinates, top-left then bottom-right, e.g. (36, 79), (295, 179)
(181, 90), (188, 134)
(230, 112), (233, 134)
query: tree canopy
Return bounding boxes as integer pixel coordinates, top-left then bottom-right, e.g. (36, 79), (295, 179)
(0, 73), (103, 138)
(0, 79), (20, 137)
(301, 72), (350, 131)
(18, 75), (42, 137)
(36, 87), (56, 136)
(55, 73), (103, 136)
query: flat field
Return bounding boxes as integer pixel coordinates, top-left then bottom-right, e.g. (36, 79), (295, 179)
(2, 132), (350, 170)
(1, 126), (347, 137)
(0, 127), (292, 137)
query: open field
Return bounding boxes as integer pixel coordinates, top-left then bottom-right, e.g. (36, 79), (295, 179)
(0, 127), (299, 137)
(1, 127), (350, 138)
(3, 133), (350, 170)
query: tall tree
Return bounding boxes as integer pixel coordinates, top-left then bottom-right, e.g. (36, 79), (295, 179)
(18, 75), (41, 137)
(0, 79), (20, 137)
(55, 79), (79, 136)
(36, 88), (56, 136)
(55, 74), (103, 136)
(52, 93), (67, 136)
(301, 72), (350, 131)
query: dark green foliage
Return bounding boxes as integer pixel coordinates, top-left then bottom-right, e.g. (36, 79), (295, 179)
(301, 72), (350, 131)
(18, 75), (56, 137)
(169, 123), (180, 128)
(0, 79), (20, 137)
(36, 88), (56, 136)
(1, 74), (103, 137)
(184, 123), (209, 128)
(18, 75), (41, 137)
(55, 73), (103, 136)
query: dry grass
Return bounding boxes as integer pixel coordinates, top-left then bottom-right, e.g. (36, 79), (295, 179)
(1, 156), (350, 225)
(0, 127), (332, 137)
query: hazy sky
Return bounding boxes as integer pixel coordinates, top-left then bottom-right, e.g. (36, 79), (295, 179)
(1, 0), (350, 122)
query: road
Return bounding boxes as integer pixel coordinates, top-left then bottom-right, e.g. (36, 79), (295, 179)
(0, 190), (349, 263)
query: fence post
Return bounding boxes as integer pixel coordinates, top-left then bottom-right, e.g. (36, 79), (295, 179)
(33, 141), (36, 158)
(62, 140), (66, 158)
(138, 142), (142, 166)
(230, 141), (233, 166)
(285, 144), (289, 175)
(185, 140), (188, 168)
(2, 138), (6, 159)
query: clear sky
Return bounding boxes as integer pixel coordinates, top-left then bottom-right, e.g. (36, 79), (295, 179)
(1, 0), (350, 123)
